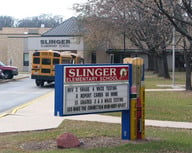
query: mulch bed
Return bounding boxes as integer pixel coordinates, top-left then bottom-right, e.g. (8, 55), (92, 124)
(20, 136), (155, 151)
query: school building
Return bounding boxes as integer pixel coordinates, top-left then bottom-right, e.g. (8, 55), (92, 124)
(0, 17), (184, 72)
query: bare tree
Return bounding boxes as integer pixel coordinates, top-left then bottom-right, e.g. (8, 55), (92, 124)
(75, 0), (173, 78)
(0, 16), (15, 29)
(78, 17), (118, 51)
(16, 14), (64, 28)
(154, 0), (192, 90)
(124, 1), (173, 78)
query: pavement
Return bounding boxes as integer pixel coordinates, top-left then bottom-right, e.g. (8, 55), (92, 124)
(0, 74), (191, 133)
(0, 73), (29, 83)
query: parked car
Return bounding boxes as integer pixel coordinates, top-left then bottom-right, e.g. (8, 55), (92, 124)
(0, 61), (18, 79)
(0, 69), (4, 79)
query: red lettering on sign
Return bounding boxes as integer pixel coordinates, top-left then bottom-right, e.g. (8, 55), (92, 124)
(65, 66), (129, 83)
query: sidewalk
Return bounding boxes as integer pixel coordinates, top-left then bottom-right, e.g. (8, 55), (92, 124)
(0, 90), (192, 133)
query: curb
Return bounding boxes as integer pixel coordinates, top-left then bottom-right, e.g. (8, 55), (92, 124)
(0, 75), (29, 83)
(145, 88), (185, 92)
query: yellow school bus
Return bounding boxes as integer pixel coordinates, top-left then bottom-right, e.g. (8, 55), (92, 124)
(31, 50), (84, 86)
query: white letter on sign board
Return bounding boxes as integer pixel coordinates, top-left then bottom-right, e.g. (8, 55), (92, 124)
(68, 69), (75, 77)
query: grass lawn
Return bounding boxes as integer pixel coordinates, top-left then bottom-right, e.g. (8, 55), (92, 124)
(145, 71), (187, 89)
(145, 71), (192, 121)
(104, 91), (192, 122)
(105, 71), (192, 122)
(0, 120), (191, 153)
(146, 91), (192, 121)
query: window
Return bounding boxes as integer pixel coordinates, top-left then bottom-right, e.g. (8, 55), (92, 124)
(53, 59), (60, 64)
(110, 54), (114, 64)
(23, 53), (29, 66)
(54, 53), (60, 57)
(91, 52), (96, 64)
(62, 57), (72, 64)
(33, 52), (40, 56)
(33, 58), (40, 64)
(41, 69), (51, 73)
(42, 58), (51, 65)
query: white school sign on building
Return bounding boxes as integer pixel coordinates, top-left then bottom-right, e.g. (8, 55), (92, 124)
(27, 37), (84, 51)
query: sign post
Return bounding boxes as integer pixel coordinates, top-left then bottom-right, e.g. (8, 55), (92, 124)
(124, 57), (145, 140)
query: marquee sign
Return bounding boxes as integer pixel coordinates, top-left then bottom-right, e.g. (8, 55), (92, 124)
(55, 64), (131, 116)
(55, 59), (145, 141)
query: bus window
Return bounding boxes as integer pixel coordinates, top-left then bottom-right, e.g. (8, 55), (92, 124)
(42, 58), (51, 65)
(53, 59), (60, 64)
(54, 53), (60, 57)
(33, 58), (40, 64)
(62, 57), (72, 64)
(33, 52), (40, 56)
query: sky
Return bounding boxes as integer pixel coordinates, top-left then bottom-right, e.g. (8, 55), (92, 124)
(0, 0), (87, 19)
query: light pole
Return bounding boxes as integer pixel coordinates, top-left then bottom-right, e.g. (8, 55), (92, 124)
(172, 26), (175, 87)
